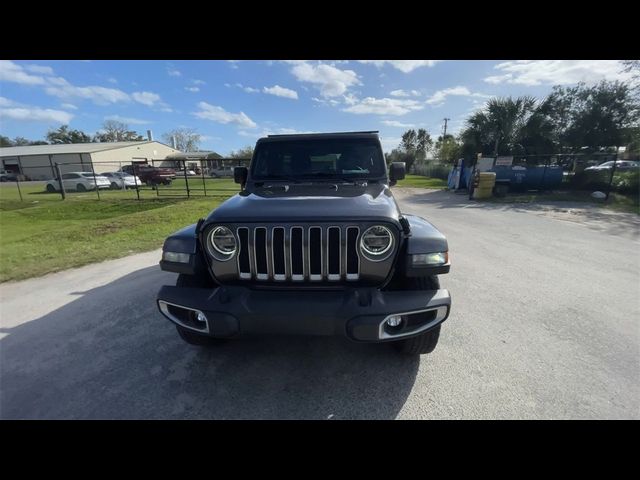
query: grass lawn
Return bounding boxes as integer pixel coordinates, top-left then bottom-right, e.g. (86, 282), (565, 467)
(0, 179), (237, 282)
(395, 175), (447, 189)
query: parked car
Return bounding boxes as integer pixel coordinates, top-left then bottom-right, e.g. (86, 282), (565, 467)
(45, 172), (111, 192)
(177, 167), (198, 176)
(102, 172), (142, 189)
(0, 170), (26, 182)
(209, 166), (234, 178)
(584, 160), (640, 171)
(120, 164), (175, 186)
(157, 131), (451, 355)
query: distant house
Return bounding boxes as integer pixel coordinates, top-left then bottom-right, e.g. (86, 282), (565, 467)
(0, 141), (180, 180)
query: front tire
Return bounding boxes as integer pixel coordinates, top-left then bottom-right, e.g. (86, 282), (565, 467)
(46, 184), (56, 193)
(393, 325), (441, 355)
(76, 183), (86, 192)
(388, 275), (443, 355)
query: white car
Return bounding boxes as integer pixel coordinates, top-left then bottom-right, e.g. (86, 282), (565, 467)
(45, 172), (111, 192)
(102, 172), (143, 189)
(584, 160), (640, 171)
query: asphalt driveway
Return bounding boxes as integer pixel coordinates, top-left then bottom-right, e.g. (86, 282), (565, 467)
(1, 188), (638, 419)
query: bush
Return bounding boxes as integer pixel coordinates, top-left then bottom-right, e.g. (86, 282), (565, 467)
(413, 163), (450, 180)
(571, 168), (639, 194)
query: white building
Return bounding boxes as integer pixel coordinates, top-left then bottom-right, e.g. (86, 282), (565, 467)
(0, 141), (180, 180)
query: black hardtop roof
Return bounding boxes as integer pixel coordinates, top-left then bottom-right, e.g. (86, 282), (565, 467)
(258, 131), (380, 143)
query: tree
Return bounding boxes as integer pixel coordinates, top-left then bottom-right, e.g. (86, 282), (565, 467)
(0, 135), (13, 147)
(162, 128), (201, 152)
(95, 120), (144, 142)
(416, 128), (433, 162)
(398, 129), (418, 172)
(541, 81), (640, 151)
(434, 134), (461, 165)
(46, 125), (92, 144)
(229, 145), (254, 158)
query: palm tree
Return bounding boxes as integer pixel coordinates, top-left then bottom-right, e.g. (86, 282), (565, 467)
(461, 96), (539, 156)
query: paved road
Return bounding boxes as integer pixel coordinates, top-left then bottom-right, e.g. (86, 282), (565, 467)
(1, 188), (639, 419)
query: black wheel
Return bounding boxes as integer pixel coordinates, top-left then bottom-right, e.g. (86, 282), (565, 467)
(175, 324), (223, 346)
(393, 324), (441, 355)
(111, 182), (119, 189)
(76, 183), (86, 192)
(46, 183), (56, 193)
(388, 275), (443, 355)
(0, 177), (7, 182)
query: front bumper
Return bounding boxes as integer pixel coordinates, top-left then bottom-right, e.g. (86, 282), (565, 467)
(157, 285), (451, 342)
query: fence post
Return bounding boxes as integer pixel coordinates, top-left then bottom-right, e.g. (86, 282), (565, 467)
(54, 162), (66, 200)
(201, 160), (207, 197)
(90, 161), (100, 200)
(15, 176), (23, 202)
(539, 155), (548, 192)
(605, 150), (618, 201)
(183, 160), (190, 198)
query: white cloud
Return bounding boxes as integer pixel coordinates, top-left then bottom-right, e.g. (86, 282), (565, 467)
(484, 60), (632, 86)
(238, 127), (317, 138)
(131, 91), (160, 106)
(1, 106), (73, 124)
(379, 136), (402, 152)
(228, 60), (240, 69)
(0, 96), (18, 107)
(167, 68), (182, 77)
(381, 120), (415, 128)
(390, 89), (421, 97)
(425, 86), (489, 105)
(24, 64), (54, 75)
(263, 85), (298, 99)
(244, 86), (259, 93)
(0, 60), (47, 85)
(343, 97), (424, 116)
(107, 77), (118, 84)
(192, 79), (206, 85)
(61, 103), (78, 110)
(358, 60), (440, 73)
(104, 115), (151, 125)
(193, 102), (257, 128)
(185, 86), (200, 92)
(290, 62), (360, 97)
(45, 78), (131, 105)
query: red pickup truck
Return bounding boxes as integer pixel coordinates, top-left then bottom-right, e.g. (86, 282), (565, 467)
(121, 164), (176, 186)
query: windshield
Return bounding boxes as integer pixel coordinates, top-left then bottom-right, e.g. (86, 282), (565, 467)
(250, 138), (385, 181)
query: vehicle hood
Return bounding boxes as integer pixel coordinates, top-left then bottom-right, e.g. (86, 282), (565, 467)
(205, 183), (401, 224)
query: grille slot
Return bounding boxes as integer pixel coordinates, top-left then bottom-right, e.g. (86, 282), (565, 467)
(238, 225), (361, 282)
(237, 227), (251, 279)
(272, 227), (286, 280)
(254, 227), (268, 280)
(291, 227), (304, 280)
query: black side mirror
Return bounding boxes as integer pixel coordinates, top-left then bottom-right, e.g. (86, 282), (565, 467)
(389, 162), (406, 186)
(234, 166), (248, 186)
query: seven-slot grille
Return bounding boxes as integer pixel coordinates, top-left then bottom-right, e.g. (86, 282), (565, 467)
(235, 225), (360, 282)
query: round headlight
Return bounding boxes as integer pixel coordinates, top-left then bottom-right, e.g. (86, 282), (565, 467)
(208, 226), (237, 257)
(360, 225), (393, 257)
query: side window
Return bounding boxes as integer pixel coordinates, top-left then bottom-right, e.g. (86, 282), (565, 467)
(61, 173), (74, 179)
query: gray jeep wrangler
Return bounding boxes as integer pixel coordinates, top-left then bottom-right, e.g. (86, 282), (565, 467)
(157, 131), (451, 355)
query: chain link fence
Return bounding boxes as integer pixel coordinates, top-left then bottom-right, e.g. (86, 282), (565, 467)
(5, 157), (250, 202)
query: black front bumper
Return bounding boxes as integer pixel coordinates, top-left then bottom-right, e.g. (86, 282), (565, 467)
(157, 284), (451, 342)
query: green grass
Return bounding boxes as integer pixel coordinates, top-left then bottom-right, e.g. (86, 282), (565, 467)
(0, 179), (237, 282)
(395, 175), (447, 189)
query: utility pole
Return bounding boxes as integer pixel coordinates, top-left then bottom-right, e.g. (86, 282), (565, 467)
(442, 118), (450, 138)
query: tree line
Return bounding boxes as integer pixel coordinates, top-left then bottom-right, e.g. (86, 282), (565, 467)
(388, 80), (640, 168)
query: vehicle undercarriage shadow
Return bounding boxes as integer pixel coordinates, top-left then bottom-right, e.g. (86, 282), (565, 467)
(0, 266), (419, 419)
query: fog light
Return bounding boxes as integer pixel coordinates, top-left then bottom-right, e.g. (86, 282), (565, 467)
(196, 312), (207, 323)
(386, 315), (402, 327)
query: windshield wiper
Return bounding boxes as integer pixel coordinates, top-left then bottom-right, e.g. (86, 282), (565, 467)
(255, 175), (301, 184)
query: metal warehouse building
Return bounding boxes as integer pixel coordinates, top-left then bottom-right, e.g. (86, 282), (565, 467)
(0, 141), (180, 180)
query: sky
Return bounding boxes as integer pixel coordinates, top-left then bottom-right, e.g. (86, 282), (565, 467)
(0, 60), (633, 155)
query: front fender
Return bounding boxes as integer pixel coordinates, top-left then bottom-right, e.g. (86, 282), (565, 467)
(402, 214), (450, 276)
(160, 223), (207, 275)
